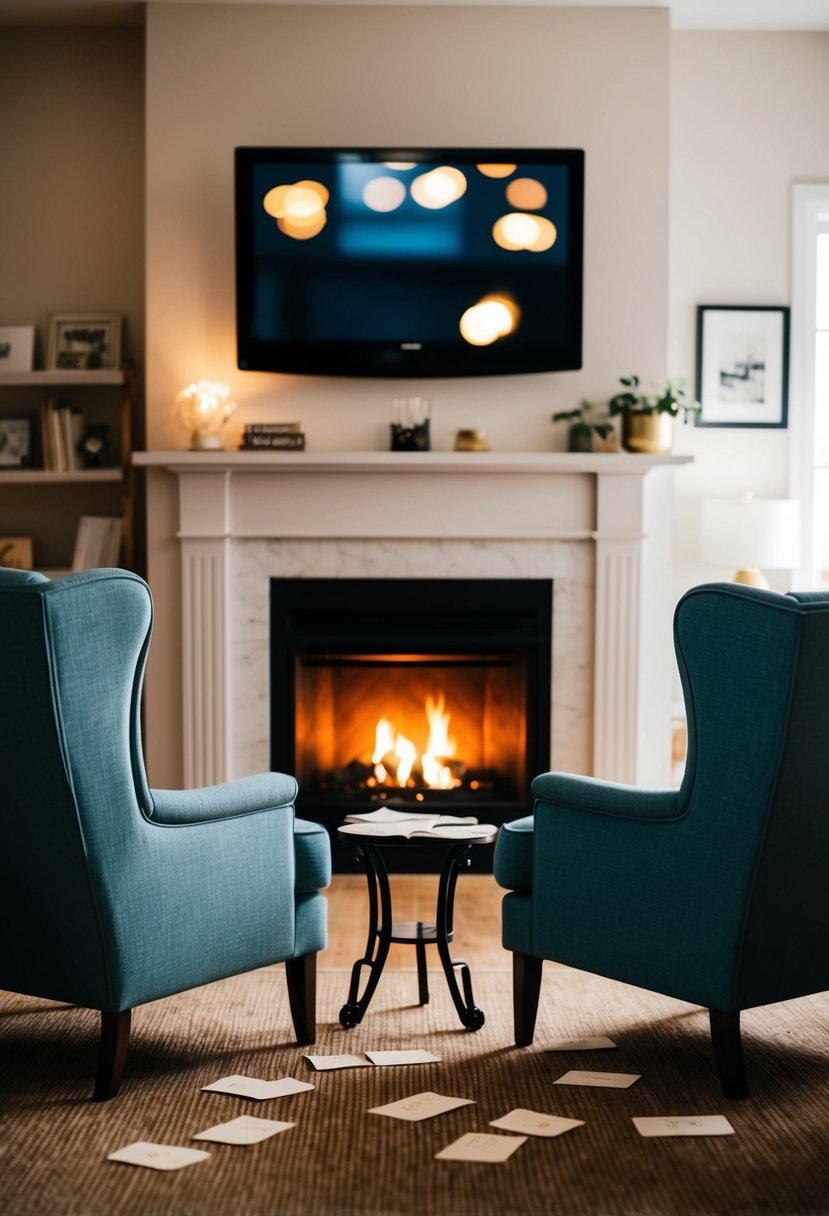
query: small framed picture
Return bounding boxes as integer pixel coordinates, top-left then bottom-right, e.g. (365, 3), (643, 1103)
(0, 325), (35, 373)
(0, 536), (34, 569)
(695, 305), (790, 428)
(47, 313), (122, 371)
(0, 416), (33, 467)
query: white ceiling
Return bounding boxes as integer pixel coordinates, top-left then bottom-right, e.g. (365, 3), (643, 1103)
(1, 0), (828, 30)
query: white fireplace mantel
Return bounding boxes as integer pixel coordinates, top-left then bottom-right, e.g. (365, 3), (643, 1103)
(135, 449), (691, 791)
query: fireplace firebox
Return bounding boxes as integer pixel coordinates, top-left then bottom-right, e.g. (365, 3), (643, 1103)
(270, 579), (552, 871)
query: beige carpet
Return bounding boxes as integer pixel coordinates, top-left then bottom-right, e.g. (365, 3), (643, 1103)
(2, 966), (829, 1215)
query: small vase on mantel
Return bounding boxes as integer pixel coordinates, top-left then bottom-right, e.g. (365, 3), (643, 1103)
(621, 411), (674, 455)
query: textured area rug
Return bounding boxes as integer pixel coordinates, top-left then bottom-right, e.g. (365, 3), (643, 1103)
(2, 966), (829, 1215)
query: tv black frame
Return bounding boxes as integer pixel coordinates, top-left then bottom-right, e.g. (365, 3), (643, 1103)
(235, 146), (585, 379)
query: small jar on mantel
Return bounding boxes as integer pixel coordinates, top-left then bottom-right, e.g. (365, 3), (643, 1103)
(621, 412), (674, 455)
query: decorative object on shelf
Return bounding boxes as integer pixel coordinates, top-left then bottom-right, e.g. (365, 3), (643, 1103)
(453, 428), (490, 452)
(176, 380), (236, 451)
(390, 397), (430, 451)
(695, 305), (790, 429)
(240, 421), (305, 450)
(0, 325), (35, 373)
(47, 313), (122, 371)
(551, 400), (613, 453)
(700, 492), (801, 589)
(608, 374), (698, 454)
(0, 535), (33, 570)
(78, 423), (110, 469)
(0, 416), (33, 467)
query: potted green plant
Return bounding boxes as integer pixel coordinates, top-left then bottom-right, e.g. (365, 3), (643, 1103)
(607, 375), (698, 454)
(552, 399), (614, 453)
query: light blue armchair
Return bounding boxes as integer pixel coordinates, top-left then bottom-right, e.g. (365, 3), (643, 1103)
(495, 582), (829, 1098)
(0, 567), (331, 1100)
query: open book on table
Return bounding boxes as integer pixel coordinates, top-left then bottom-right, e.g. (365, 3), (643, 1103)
(339, 808), (495, 840)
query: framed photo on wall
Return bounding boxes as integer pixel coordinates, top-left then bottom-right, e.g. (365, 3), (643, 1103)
(695, 305), (790, 428)
(0, 325), (35, 373)
(47, 313), (122, 371)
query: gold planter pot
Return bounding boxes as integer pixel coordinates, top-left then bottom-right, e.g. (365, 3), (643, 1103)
(621, 411), (674, 455)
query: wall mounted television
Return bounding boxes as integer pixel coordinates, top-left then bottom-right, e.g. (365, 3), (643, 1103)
(235, 147), (584, 379)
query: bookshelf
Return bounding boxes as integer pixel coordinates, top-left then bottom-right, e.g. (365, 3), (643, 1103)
(0, 365), (135, 574)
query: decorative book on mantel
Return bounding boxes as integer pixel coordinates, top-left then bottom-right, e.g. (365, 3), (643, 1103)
(240, 421), (305, 451)
(339, 807), (495, 840)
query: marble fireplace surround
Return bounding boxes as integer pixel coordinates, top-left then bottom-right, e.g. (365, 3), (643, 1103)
(134, 451), (691, 792)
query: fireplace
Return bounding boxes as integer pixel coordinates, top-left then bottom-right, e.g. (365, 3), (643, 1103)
(270, 578), (552, 871)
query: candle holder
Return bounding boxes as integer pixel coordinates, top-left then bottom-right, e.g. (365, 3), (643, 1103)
(390, 397), (431, 451)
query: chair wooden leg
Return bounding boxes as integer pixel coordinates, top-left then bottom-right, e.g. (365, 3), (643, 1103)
(709, 1008), (749, 1099)
(513, 952), (543, 1047)
(94, 1009), (131, 1101)
(285, 952), (317, 1046)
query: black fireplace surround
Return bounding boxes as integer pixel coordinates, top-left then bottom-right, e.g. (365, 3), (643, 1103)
(270, 578), (552, 872)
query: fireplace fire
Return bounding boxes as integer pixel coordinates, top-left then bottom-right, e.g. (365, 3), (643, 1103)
(271, 578), (552, 871)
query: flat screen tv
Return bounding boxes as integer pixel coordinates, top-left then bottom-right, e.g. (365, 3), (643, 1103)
(235, 147), (584, 379)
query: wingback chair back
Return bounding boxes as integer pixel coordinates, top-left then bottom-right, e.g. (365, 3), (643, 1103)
(0, 567), (331, 1099)
(494, 583), (829, 1097)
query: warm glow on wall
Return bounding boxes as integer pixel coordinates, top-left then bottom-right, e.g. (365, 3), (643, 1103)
(363, 176), (407, 212)
(459, 294), (520, 346)
(492, 212), (557, 252)
(505, 177), (548, 210)
(476, 163), (517, 178)
(410, 166), (468, 209)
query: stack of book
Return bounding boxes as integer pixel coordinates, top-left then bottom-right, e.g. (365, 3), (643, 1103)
(71, 515), (123, 571)
(240, 422), (305, 451)
(40, 399), (84, 471)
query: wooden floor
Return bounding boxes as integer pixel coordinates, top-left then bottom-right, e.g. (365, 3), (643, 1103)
(319, 872), (511, 971)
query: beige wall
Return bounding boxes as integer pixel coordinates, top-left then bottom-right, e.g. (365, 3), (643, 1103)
(143, 3), (671, 784)
(669, 31), (829, 599)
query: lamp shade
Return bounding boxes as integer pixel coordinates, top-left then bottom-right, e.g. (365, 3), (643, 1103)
(700, 496), (801, 571)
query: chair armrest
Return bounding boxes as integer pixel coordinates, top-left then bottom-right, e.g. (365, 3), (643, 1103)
(295, 818), (332, 892)
(531, 772), (681, 822)
(150, 772), (298, 825)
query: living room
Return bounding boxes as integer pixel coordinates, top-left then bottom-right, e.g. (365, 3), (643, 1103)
(1, 2), (829, 1213)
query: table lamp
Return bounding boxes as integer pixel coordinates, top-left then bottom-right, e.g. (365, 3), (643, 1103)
(700, 493), (801, 589)
(176, 380), (235, 451)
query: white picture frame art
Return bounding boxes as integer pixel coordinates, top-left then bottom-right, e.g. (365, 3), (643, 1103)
(0, 325), (35, 373)
(695, 305), (790, 429)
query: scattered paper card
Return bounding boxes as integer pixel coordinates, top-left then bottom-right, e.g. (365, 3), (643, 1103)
(193, 1116), (294, 1145)
(436, 1133), (527, 1163)
(107, 1142), (209, 1172)
(554, 1070), (640, 1089)
(304, 1054), (372, 1071)
(365, 1050), (441, 1066)
(201, 1074), (314, 1100)
(546, 1036), (617, 1052)
(632, 1115), (735, 1138)
(489, 1109), (584, 1138)
(369, 1091), (475, 1122)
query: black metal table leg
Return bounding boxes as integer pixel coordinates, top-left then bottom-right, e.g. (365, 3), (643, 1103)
(434, 842), (485, 1030)
(415, 939), (430, 1006)
(339, 843), (392, 1028)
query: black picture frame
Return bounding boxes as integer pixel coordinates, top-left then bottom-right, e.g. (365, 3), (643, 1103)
(0, 415), (33, 467)
(695, 305), (790, 429)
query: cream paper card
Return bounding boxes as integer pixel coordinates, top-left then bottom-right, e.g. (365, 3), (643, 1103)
(632, 1115), (735, 1138)
(365, 1050), (441, 1066)
(193, 1116), (294, 1145)
(303, 1054), (372, 1071)
(554, 1070), (640, 1089)
(546, 1036), (617, 1052)
(107, 1142), (209, 1171)
(436, 1133), (527, 1163)
(369, 1091), (475, 1121)
(201, 1075), (314, 1100)
(489, 1109), (584, 1138)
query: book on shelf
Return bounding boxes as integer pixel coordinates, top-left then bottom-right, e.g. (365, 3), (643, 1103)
(339, 808), (493, 840)
(240, 432), (305, 450)
(243, 421), (302, 435)
(40, 399), (83, 471)
(71, 515), (123, 571)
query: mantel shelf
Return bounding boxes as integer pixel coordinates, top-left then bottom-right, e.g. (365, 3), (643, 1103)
(133, 449), (692, 475)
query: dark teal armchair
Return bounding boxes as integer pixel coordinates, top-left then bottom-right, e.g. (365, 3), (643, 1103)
(0, 567), (331, 1100)
(495, 582), (829, 1098)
